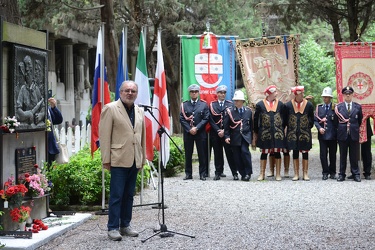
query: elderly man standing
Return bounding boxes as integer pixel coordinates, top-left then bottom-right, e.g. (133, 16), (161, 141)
(285, 86), (314, 181)
(253, 85), (286, 181)
(99, 81), (146, 241)
(224, 90), (253, 181)
(180, 84), (210, 180)
(209, 85), (237, 180)
(335, 86), (363, 182)
(314, 87), (338, 180)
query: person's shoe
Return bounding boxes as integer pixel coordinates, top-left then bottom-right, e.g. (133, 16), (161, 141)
(329, 174), (336, 179)
(220, 173), (226, 177)
(353, 175), (361, 182)
(200, 175), (206, 181)
(347, 175), (354, 179)
(337, 175), (345, 182)
(108, 230), (122, 241)
(183, 175), (192, 180)
(213, 174), (221, 180)
(120, 226), (139, 237)
(241, 175), (250, 181)
(322, 174), (328, 180)
(365, 175), (371, 180)
(233, 174), (239, 180)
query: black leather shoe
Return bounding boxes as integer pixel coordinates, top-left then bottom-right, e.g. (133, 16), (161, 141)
(353, 175), (361, 182)
(233, 174), (239, 180)
(220, 173), (226, 177)
(347, 175), (354, 179)
(365, 175), (371, 180)
(241, 175), (250, 181)
(337, 175), (345, 182)
(322, 174), (328, 180)
(213, 174), (221, 181)
(329, 174), (336, 179)
(200, 175), (206, 181)
(183, 175), (192, 180)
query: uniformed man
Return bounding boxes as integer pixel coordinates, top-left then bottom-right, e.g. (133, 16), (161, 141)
(180, 84), (210, 180)
(209, 85), (237, 180)
(335, 86), (363, 182)
(224, 90), (253, 181)
(253, 85), (286, 181)
(314, 87), (338, 180)
(360, 118), (373, 180)
(285, 86), (314, 181)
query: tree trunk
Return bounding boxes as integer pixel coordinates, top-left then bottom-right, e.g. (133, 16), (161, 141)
(100, 0), (118, 92)
(0, 0), (21, 25)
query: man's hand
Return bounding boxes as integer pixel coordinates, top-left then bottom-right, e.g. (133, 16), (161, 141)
(217, 129), (224, 138)
(319, 128), (325, 134)
(189, 127), (198, 135)
(103, 163), (111, 170)
(225, 138), (230, 144)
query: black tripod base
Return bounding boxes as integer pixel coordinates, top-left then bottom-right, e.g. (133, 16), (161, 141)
(141, 224), (195, 243)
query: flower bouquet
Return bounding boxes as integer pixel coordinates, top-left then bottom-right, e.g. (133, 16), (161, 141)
(19, 164), (52, 198)
(0, 176), (28, 209)
(9, 205), (31, 223)
(1, 116), (20, 133)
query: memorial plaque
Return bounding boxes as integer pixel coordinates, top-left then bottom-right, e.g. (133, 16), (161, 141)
(16, 147), (37, 179)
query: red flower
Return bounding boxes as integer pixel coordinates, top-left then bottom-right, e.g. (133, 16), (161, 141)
(34, 164), (38, 169)
(9, 206), (31, 223)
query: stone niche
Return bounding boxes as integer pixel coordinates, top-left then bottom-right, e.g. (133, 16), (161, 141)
(1, 21), (49, 230)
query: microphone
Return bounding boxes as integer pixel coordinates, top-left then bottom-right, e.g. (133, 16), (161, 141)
(138, 104), (158, 109)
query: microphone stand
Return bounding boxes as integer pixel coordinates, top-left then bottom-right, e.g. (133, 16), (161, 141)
(141, 106), (195, 242)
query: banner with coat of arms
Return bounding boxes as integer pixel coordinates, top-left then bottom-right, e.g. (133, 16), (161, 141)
(335, 42), (375, 143)
(236, 35), (300, 107)
(181, 34), (236, 103)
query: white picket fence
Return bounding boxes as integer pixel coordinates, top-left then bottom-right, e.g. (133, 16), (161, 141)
(54, 124), (92, 158)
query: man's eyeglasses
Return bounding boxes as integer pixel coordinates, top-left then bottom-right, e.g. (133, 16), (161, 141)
(121, 89), (137, 93)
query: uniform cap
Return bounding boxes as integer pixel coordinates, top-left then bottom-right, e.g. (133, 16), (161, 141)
(291, 86), (304, 95)
(188, 84), (200, 92)
(232, 90), (245, 101)
(321, 87), (333, 97)
(216, 85), (227, 93)
(342, 86), (354, 94)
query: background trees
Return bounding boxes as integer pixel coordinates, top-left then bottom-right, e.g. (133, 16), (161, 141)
(9, 0), (375, 130)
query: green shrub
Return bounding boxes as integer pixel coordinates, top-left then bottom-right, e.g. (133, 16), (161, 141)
(47, 145), (150, 207)
(152, 135), (185, 177)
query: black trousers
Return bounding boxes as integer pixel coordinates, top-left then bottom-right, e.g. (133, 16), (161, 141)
(209, 132), (237, 176)
(361, 137), (373, 177)
(231, 139), (252, 177)
(183, 132), (207, 177)
(318, 139), (337, 175)
(338, 136), (360, 177)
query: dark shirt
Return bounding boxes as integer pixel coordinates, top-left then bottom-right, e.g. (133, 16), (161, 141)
(123, 102), (135, 127)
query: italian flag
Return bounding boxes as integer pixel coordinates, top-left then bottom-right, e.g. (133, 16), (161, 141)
(135, 31), (154, 161)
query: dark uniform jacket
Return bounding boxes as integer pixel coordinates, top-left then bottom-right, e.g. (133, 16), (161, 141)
(335, 102), (363, 142)
(48, 106), (63, 155)
(224, 106), (252, 146)
(285, 99), (314, 151)
(314, 103), (338, 141)
(253, 99), (285, 149)
(209, 100), (233, 132)
(180, 99), (209, 138)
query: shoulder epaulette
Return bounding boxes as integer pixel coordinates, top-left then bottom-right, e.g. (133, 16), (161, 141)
(226, 100), (233, 103)
(200, 99), (207, 103)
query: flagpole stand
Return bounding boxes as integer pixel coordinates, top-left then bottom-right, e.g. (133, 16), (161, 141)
(141, 107), (195, 243)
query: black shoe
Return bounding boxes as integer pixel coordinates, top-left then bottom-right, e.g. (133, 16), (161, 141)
(241, 175), (250, 181)
(322, 174), (328, 180)
(200, 175), (206, 181)
(347, 175), (354, 179)
(183, 175), (192, 180)
(233, 174), (239, 180)
(329, 174), (336, 179)
(365, 175), (371, 180)
(213, 174), (221, 181)
(220, 173), (226, 177)
(337, 175), (345, 182)
(353, 175), (361, 182)
(204, 173), (208, 178)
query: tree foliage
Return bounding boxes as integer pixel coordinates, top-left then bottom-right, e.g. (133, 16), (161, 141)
(298, 36), (336, 106)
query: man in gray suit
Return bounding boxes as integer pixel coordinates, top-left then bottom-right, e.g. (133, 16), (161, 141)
(99, 81), (146, 241)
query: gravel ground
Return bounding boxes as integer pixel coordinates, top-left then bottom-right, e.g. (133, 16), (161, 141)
(37, 145), (375, 250)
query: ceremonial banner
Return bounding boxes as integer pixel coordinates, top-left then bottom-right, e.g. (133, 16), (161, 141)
(335, 42), (375, 143)
(236, 35), (299, 107)
(181, 35), (236, 104)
